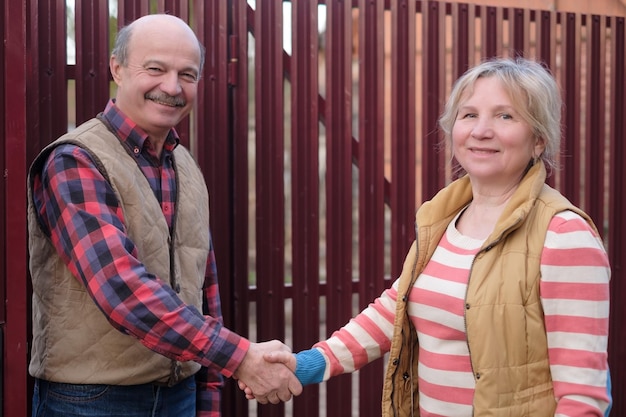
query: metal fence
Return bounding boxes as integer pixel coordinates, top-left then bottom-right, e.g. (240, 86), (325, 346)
(1, 1), (625, 416)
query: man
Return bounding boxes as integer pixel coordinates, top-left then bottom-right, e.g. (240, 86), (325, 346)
(27, 14), (300, 416)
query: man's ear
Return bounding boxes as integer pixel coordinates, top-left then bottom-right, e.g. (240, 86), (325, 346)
(110, 55), (122, 85)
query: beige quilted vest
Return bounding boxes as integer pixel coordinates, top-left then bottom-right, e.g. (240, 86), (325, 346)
(381, 162), (596, 416)
(27, 118), (210, 386)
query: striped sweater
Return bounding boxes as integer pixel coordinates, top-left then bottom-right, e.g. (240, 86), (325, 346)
(296, 209), (611, 416)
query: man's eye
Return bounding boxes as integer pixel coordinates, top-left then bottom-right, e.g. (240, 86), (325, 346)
(147, 67), (163, 73)
(181, 72), (198, 81)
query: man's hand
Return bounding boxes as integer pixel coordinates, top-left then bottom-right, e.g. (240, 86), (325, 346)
(238, 349), (298, 400)
(233, 340), (302, 404)
(263, 350), (296, 371)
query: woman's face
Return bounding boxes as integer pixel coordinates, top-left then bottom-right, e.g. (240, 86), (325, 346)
(452, 76), (545, 189)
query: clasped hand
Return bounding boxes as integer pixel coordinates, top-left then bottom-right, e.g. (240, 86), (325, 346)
(233, 341), (300, 404)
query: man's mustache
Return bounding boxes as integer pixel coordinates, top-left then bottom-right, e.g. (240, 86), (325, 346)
(145, 93), (186, 107)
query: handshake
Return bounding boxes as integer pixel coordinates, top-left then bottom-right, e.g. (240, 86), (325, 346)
(233, 340), (301, 404)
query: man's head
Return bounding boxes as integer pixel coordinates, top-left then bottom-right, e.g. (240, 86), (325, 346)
(110, 14), (205, 141)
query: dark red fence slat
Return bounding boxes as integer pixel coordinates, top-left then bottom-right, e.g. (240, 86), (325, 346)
(480, 6), (504, 60)
(421, 1), (447, 201)
(29, 0), (68, 160)
(584, 14), (607, 232)
(0, 0), (5, 330)
(608, 15), (626, 417)
(357, 1), (386, 415)
(3, 1), (29, 416)
(452, 2), (473, 79)
(323, 1), (356, 415)
(509, 7), (530, 57)
(254, 2), (286, 416)
(290, 1), (321, 416)
(194, 0), (232, 298)
(560, 12), (583, 206)
(117, 0), (150, 27)
(193, 1), (244, 413)
(74, 1), (109, 125)
(216, 0), (252, 413)
(536, 10), (557, 70)
(158, 0), (189, 18)
(390, 0), (417, 279)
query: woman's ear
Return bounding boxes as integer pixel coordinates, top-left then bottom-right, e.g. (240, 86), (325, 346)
(534, 136), (546, 159)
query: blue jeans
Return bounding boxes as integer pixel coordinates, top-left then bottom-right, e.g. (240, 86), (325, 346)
(32, 376), (196, 417)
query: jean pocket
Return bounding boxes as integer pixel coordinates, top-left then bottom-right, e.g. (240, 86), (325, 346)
(182, 376), (197, 392)
(45, 382), (110, 402)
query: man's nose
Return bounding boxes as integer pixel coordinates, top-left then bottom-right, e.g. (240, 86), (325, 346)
(160, 72), (183, 96)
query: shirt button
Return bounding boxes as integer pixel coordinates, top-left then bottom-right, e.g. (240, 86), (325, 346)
(392, 358), (399, 366)
(133, 146), (140, 154)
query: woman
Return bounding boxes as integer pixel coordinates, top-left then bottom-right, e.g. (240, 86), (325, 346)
(246, 58), (612, 416)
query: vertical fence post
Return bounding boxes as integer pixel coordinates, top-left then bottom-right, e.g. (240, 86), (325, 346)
(323, 1), (355, 415)
(421, 1), (446, 201)
(254, 1), (286, 416)
(2, 1), (29, 416)
(290, 1), (321, 416)
(390, 0), (417, 279)
(74, 1), (109, 125)
(357, 0), (386, 415)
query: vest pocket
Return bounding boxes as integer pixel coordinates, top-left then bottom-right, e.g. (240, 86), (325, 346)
(512, 381), (553, 402)
(497, 380), (553, 408)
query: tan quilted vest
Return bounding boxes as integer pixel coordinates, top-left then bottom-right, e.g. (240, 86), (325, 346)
(381, 162), (596, 416)
(27, 118), (209, 386)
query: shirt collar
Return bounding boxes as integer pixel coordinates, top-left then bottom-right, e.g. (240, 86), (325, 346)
(102, 99), (180, 153)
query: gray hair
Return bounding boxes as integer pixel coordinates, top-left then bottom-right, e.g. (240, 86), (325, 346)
(438, 57), (561, 175)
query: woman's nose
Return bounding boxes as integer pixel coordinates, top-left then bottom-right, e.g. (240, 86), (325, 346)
(470, 117), (494, 139)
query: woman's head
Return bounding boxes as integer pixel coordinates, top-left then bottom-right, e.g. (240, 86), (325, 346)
(439, 57), (561, 175)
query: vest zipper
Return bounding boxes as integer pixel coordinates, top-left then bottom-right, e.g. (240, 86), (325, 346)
(463, 216), (521, 415)
(167, 155), (181, 385)
(391, 223), (421, 417)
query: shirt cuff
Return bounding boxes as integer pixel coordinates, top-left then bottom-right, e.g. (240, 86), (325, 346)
(294, 348), (326, 386)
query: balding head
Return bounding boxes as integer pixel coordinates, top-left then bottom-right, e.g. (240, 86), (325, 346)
(111, 14), (205, 74)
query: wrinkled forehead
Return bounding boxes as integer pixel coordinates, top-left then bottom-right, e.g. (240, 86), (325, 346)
(130, 31), (201, 68)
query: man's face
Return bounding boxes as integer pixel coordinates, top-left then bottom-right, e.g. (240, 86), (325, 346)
(110, 19), (201, 140)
